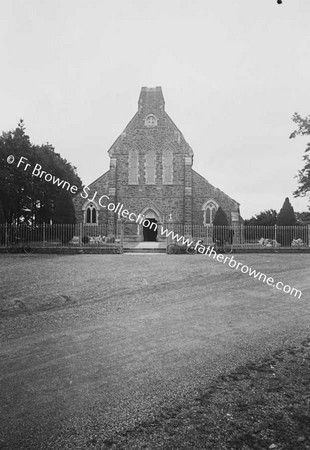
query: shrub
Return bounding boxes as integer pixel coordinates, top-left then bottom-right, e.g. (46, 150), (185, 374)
(82, 235), (89, 244)
(213, 207), (229, 246)
(276, 198), (296, 246)
(277, 198), (296, 226)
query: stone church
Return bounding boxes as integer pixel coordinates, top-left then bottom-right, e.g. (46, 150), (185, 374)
(74, 87), (241, 241)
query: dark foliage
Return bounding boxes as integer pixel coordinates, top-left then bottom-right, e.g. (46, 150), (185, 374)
(53, 191), (76, 243)
(295, 211), (310, 225)
(290, 113), (310, 203)
(245, 209), (278, 226)
(277, 198), (296, 226)
(0, 199), (5, 244)
(0, 199), (5, 224)
(213, 207), (229, 246)
(213, 207), (229, 226)
(53, 191), (76, 225)
(276, 198), (296, 246)
(0, 120), (82, 224)
(82, 235), (89, 244)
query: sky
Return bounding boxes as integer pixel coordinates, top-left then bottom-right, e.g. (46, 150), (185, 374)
(1, 0), (310, 219)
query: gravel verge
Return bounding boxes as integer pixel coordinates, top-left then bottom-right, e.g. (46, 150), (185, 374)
(103, 337), (310, 450)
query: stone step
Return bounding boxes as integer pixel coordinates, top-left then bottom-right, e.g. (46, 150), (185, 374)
(123, 247), (166, 253)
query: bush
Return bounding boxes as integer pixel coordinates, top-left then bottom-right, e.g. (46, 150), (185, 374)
(82, 235), (89, 244)
(213, 207), (229, 246)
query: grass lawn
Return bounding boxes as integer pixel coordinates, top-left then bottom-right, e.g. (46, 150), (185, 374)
(0, 253), (309, 449)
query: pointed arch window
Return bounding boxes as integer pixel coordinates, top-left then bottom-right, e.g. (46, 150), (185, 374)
(128, 149), (139, 184)
(86, 203), (97, 224)
(162, 149), (173, 184)
(145, 150), (156, 184)
(202, 201), (218, 226)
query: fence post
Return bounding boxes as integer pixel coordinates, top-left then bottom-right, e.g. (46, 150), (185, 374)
(79, 223), (83, 246)
(5, 223), (8, 247)
(116, 218), (122, 249)
(274, 224), (277, 243)
(120, 219), (124, 252)
(166, 216), (173, 248)
(42, 223), (46, 247)
(308, 225), (310, 247)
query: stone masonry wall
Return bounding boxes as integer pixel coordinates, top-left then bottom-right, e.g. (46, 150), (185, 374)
(73, 87), (242, 239)
(192, 170), (240, 225)
(72, 171), (110, 225)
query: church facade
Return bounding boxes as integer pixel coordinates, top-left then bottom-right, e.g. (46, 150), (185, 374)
(73, 87), (241, 241)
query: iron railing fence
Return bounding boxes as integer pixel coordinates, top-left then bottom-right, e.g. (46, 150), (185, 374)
(0, 224), (309, 249)
(161, 223), (310, 248)
(0, 223), (122, 249)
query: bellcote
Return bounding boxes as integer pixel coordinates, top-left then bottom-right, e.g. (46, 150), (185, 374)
(138, 86), (165, 117)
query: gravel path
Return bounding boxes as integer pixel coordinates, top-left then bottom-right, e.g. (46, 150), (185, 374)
(0, 253), (309, 449)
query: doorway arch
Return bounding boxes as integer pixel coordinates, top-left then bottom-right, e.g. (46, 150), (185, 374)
(143, 218), (158, 241)
(137, 206), (162, 242)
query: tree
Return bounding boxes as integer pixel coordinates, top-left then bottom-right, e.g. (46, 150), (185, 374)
(245, 209), (277, 226)
(53, 191), (76, 225)
(0, 121), (82, 224)
(0, 199), (5, 224)
(276, 197), (296, 246)
(213, 207), (229, 226)
(0, 120), (34, 224)
(290, 113), (310, 202)
(289, 113), (310, 139)
(0, 199), (5, 244)
(213, 207), (229, 248)
(277, 197), (296, 226)
(53, 191), (76, 243)
(295, 211), (310, 225)
(244, 209), (278, 241)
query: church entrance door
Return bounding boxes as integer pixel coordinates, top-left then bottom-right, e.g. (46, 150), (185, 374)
(143, 218), (158, 241)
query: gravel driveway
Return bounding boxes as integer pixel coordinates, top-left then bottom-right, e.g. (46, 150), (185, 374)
(0, 253), (309, 449)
